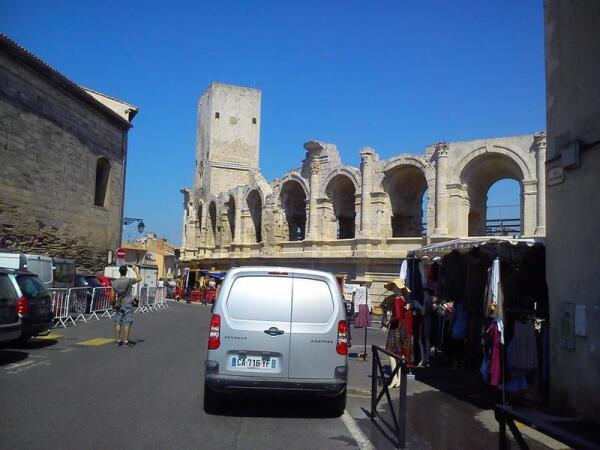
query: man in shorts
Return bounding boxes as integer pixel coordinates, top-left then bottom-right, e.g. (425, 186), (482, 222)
(111, 264), (142, 346)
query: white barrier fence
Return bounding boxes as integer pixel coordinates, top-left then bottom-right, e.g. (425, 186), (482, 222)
(90, 287), (114, 320)
(49, 286), (167, 328)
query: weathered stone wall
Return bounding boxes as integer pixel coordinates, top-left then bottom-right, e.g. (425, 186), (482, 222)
(544, 0), (600, 424)
(0, 49), (127, 272)
(196, 83), (261, 196)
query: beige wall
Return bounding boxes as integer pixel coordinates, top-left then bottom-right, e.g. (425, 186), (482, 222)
(0, 48), (129, 272)
(544, 0), (600, 423)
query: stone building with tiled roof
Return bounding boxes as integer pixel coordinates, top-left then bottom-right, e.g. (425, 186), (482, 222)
(0, 33), (138, 272)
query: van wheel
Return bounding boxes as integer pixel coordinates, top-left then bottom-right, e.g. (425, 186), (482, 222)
(329, 389), (347, 417)
(203, 385), (221, 414)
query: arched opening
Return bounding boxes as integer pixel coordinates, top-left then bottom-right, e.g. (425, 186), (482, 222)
(247, 190), (262, 243)
(94, 157), (111, 207)
(485, 179), (522, 236)
(226, 196), (236, 241)
(280, 180), (307, 241)
(383, 165), (428, 237)
(209, 201), (217, 245)
(421, 189), (429, 236)
(325, 175), (356, 239)
(461, 153), (524, 237)
(197, 204), (203, 230)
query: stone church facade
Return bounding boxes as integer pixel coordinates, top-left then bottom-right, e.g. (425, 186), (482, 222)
(181, 82), (546, 295)
(0, 34), (137, 272)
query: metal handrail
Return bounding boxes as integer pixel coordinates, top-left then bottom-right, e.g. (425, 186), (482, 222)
(369, 345), (408, 449)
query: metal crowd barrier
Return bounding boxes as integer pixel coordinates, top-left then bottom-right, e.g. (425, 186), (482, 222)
(136, 286), (149, 313)
(51, 285), (168, 327)
(369, 345), (408, 449)
(155, 287), (167, 308)
(49, 288), (75, 328)
(68, 287), (90, 323)
(89, 287), (114, 320)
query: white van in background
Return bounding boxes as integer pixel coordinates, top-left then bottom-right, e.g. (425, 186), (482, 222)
(0, 253), (53, 287)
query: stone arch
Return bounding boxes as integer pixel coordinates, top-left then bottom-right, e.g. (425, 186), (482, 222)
(382, 161), (429, 237)
(225, 195), (236, 243)
(383, 154), (429, 175)
(458, 149), (528, 236)
(208, 200), (218, 247)
(323, 167), (360, 194)
(246, 189), (263, 243)
(277, 172), (309, 199)
(451, 144), (533, 184)
(279, 179), (307, 241)
(325, 174), (357, 239)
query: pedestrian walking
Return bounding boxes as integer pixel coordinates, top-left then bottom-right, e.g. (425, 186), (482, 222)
(382, 278), (413, 388)
(111, 264), (142, 347)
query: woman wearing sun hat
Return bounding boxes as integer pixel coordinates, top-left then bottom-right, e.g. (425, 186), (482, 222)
(382, 278), (413, 388)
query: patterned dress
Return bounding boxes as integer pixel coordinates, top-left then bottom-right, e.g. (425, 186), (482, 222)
(385, 295), (414, 367)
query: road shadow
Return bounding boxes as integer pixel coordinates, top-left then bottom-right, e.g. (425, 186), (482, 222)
(9, 338), (59, 351)
(207, 392), (343, 419)
(0, 349), (29, 366)
(413, 363), (499, 410)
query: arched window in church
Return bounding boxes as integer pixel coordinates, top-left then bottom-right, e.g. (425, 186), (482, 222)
(94, 157), (111, 207)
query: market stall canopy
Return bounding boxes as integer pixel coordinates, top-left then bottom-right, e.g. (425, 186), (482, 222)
(410, 237), (545, 259)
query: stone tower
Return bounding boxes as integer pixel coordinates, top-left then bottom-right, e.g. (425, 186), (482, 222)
(194, 82), (261, 196)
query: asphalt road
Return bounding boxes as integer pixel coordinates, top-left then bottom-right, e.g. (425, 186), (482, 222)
(0, 302), (364, 450)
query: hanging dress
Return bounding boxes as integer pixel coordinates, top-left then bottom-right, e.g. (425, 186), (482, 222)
(385, 295), (414, 367)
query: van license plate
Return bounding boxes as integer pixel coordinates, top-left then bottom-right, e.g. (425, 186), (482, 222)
(230, 355), (278, 371)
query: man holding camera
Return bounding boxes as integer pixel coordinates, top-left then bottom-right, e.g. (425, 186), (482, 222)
(111, 264), (142, 346)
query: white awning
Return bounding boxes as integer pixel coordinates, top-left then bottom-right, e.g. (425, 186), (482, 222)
(410, 237), (545, 258)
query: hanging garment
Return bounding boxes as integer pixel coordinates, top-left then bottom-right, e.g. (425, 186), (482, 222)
(485, 321), (502, 386)
(354, 304), (371, 328)
(509, 320), (538, 371)
(385, 296), (414, 367)
(399, 259), (408, 283)
(418, 261), (428, 290)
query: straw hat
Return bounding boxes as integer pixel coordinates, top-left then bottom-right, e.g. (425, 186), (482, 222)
(384, 278), (411, 293)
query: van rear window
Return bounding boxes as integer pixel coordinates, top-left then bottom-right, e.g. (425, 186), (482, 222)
(292, 278), (334, 323)
(226, 276), (292, 322)
(54, 262), (75, 283)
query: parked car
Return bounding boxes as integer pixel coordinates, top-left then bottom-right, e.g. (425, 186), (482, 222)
(5, 269), (53, 340)
(74, 273), (102, 313)
(96, 275), (115, 288)
(203, 266), (348, 416)
(0, 269), (23, 342)
(0, 253), (53, 287)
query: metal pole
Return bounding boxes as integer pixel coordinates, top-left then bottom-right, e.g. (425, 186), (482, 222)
(398, 362), (407, 449)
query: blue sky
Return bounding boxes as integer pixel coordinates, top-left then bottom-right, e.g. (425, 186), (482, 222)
(2, 0), (545, 244)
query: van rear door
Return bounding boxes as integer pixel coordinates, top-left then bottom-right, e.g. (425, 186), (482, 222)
(220, 272), (292, 378)
(289, 274), (342, 379)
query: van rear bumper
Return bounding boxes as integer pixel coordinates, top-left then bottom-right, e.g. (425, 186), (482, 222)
(205, 373), (346, 397)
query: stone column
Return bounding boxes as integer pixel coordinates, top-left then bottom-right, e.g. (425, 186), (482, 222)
(434, 142), (449, 236)
(233, 189), (243, 245)
(306, 160), (320, 240)
(359, 147), (375, 237)
(533, 132), (547, 236)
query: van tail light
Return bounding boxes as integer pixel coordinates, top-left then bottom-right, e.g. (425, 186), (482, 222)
(208, 314), (221, 350)
(336, 320), (348, 355)
(17, 296), (29, 315)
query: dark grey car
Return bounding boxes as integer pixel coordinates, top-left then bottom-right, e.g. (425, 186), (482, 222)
(6, 269), (53, 340)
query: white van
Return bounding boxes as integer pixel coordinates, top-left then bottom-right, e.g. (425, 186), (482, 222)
(0, 253), (53, 287)
(204, 266), (348, 416)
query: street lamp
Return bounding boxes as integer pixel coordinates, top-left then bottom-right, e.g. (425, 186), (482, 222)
(123, 217), (145, 234)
